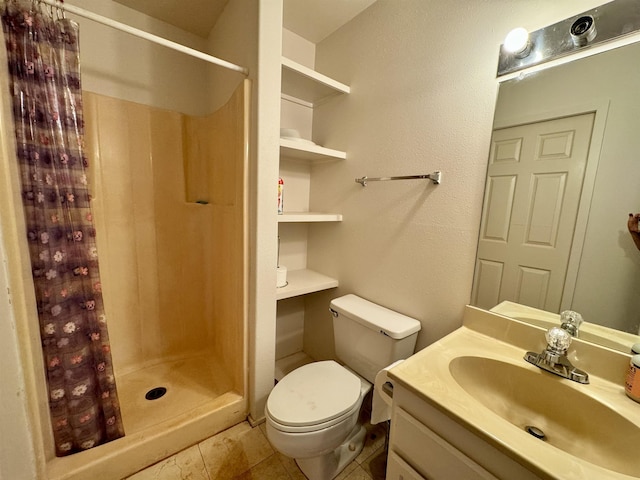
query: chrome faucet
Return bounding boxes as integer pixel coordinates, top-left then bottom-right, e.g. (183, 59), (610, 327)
(524, 327), (589, 384)
(559, 310), (583, 337)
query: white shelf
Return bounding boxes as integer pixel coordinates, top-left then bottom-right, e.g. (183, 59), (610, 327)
(276, 269), (339, 300)
(280, 138), (346, 162)
(281, 56), (350, 105)
(278, 212), (343, 223)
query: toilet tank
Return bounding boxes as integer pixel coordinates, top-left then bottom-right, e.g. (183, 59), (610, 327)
(329, 294), (421, 383)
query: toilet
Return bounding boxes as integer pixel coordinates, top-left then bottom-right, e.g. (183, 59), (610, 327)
(265, 294), (421, 480)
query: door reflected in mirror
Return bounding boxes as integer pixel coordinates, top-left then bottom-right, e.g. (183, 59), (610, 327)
(472, 40), (640, 352)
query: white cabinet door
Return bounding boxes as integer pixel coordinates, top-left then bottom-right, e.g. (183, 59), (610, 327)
(386, 451), (426, 480)
(392, 408), (499, 480)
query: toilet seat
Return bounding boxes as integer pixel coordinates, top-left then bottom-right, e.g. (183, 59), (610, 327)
(266, 361), (361, 433)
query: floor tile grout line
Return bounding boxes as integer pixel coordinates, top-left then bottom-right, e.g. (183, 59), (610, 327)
(271, 452), (296, 479)
(196, 443), (213, 480)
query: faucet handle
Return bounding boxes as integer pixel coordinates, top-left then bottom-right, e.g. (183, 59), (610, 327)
(560, 310), (583, 336)
(561, 310), (583, 326)
(546, 326), (572, 353)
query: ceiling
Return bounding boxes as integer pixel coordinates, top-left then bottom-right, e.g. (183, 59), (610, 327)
(283, 0), (377, 43)
(112, 0), (377, 42)
(112, 0), (230, 38)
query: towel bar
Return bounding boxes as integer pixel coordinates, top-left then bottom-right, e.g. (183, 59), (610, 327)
(355, 171), (441, 187)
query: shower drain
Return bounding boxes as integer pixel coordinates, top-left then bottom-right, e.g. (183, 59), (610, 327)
(145, 387), (167, 400)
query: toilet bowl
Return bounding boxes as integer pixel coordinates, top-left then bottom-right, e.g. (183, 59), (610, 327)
(265, 361), (371, 480)
(265, 295), (421, 480)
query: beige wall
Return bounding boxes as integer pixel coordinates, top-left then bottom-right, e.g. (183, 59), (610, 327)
(300, 0), (607, 360)
(206, 0), (259, 113)
(68, 0), (211, 115)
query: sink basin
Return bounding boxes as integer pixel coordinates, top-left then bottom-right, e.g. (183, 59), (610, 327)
(449, 356), (640, 477)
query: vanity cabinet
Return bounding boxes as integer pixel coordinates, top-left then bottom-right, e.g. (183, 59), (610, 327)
(277, 56), (348, 300)
(388, 383), (542, 480)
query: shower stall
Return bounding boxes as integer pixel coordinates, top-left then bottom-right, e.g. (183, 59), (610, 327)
(0, 1), (251, 478)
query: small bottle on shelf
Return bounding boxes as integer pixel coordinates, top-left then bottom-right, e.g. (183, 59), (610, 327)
(277, 177), (284, 215)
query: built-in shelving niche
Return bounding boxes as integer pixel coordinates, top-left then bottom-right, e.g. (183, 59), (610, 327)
(277, 55), (349, 299)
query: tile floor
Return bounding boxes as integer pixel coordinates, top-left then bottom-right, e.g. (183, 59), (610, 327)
(126, 419), (388, 480)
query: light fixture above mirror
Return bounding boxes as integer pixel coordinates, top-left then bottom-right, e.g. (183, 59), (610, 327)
(498, 0), (640, 76)
(503, 27), (531, 58)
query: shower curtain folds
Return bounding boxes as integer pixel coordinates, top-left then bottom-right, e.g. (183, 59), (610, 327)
(1, 0), (124, 456)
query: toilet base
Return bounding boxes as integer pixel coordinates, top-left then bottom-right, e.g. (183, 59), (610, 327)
(295, 424), (367, 480)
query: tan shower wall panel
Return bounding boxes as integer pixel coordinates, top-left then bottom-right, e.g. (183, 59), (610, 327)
(183, 115), (211, 204)
(84, 92), (162, 374)
(182, 95), (240, 206)
(208, 81), (248, 392)
(86, 92), (215, 370)
(182, 81), (247, 392)
(210, 207), (237, 341)
(126, 101), (163, 361)
(209, 113), (238, 207)
(183, 83), (246, 392)
(149, 109), (214, 356)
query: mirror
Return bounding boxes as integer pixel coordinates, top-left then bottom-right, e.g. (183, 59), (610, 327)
(472, 38), (640, 353)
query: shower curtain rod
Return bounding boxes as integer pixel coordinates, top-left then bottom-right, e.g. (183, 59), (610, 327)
(38, 0), (249, 75)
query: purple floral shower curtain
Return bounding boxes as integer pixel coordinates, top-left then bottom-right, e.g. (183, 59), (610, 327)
(1, 0), (124, 455)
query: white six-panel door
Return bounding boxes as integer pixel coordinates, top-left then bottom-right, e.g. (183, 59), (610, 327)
(472, 113), (595, 312)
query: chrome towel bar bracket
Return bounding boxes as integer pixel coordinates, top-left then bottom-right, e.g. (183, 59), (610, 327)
(355, 171), (441, 187)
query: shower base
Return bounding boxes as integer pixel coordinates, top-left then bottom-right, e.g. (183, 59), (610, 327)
(46, 351), (246, 480)
(118, 351), (236, 434)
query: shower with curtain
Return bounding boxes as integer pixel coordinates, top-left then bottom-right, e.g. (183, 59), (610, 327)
(2, 0), (125, 456)
(0, 0), (249, 477)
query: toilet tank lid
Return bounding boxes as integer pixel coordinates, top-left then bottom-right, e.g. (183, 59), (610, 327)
(330, 294), (421, 339)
